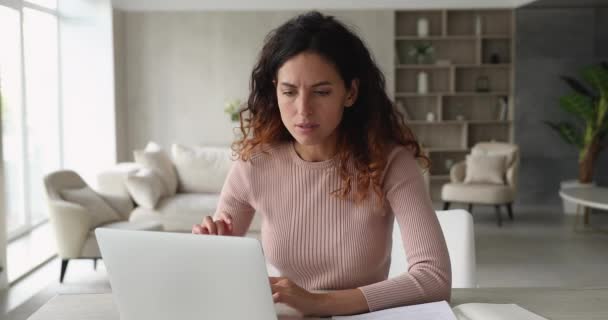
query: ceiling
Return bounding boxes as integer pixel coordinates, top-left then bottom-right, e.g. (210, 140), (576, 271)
(111, 0), (540, 11)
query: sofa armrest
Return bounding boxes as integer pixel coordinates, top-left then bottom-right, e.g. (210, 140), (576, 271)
(96, 162), (142, 218)
(47, 199), (93, 259)
(450, 160), (466, 183)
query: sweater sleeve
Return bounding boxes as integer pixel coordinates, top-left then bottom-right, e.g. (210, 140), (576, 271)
(213, 159), (256, 236)
(358, 146), (452, 311)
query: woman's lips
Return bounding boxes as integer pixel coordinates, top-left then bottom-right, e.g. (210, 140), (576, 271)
(295, 123), (319, 134)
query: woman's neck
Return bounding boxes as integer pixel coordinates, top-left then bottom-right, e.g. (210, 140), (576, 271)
(293, 136), (338, 162)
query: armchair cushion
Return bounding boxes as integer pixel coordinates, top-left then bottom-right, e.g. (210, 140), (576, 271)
(464, 154), (506, 185)
(125, 168), (165, 209)
(442, 182), (514, 204)
(134, 142), (178, 197)
(59, 186), (122, 228)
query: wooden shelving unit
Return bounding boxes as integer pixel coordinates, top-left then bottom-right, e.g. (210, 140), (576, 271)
(394, 9), (515, 200)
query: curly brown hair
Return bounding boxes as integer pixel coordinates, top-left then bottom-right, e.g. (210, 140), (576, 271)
(233, 11), (428, 205)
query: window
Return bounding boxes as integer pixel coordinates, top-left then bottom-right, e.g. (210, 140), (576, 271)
(0, 1), (61, 240)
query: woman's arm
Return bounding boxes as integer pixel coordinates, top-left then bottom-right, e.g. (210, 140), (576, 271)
(357, 146), (451, 311)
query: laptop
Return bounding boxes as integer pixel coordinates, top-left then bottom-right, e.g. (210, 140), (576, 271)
(96, 228), (277, 320)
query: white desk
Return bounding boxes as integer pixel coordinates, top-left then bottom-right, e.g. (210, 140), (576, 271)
(560, 187), (608, 228)
(27, 287), (608, 320)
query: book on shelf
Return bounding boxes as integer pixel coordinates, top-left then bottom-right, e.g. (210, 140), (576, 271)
(332, 300), (548, 320)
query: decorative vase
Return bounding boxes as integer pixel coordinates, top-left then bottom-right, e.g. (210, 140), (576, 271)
(417, 71), (429, 94)
(474, 14), (482, 36)
(417, 17), (429, 37)
(426, 112), (435, 122)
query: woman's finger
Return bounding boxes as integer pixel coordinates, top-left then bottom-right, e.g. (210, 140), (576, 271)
(204, 216), (217, 235)
(216, 221), (226, 235)
(269, 277), (286, 285)
(192, 225), (202, 234)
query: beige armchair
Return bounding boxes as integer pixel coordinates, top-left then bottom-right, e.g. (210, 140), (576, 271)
(44, 170), (162, 283)
(441, 142), (519, 226)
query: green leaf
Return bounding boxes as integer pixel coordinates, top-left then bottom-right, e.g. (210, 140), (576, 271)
(544, 121), (584, 149)
(561, 75), (595, 98)
(559, 93), (595, 122)
(583, 65), (608, 97)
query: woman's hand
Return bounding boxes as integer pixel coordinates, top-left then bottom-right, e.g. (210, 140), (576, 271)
(269, 277), (327, 317)
(191, 212), (233, 236)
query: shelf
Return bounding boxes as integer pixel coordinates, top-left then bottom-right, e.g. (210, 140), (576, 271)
(449, 92), (510, 96)
(395, 36), (477, 41)
(408, 121), (465, 125)
(395, 92), (510, 97)
(396, 64), (450, 69)
(455, 64), (511, 68)
(408, 120), (511, 125)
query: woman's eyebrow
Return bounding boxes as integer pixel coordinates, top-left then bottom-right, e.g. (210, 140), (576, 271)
(279, 81), (333, 87)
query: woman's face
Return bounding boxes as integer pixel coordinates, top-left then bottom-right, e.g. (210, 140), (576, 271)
(275, 52), (358, 147)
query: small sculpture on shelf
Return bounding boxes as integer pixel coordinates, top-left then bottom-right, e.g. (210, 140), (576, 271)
(426, 112), (436, 122)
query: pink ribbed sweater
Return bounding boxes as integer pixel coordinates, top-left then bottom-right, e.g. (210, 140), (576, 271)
(214, 142), (451, 311)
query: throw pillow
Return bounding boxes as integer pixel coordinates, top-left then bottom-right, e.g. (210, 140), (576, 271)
(133, 142), (178, 197)
(60, 186), (122, 228)
(464, 154), (507, 185)
(125, 168), (165, 209)
(171, 144), (233, 193)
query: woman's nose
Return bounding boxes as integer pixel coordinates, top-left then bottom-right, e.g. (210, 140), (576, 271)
(296, 94), (313, 116)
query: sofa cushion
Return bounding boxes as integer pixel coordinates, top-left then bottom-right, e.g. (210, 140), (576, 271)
(464, 154), (506, 185)
(171, 144), (233, 193)
(125, 168), (165, 209)
(128, 193), (263, 233)
(134, 142), (178, 197)
(129, 193), (221, 232)
(60, 186), (122, 228)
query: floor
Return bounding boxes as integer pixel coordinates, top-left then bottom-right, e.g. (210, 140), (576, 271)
(2, 206), (608, 320)
(6, 223), (56, 283)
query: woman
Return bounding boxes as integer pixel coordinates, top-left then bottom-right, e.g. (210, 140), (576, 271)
(192, 11), (451, 317)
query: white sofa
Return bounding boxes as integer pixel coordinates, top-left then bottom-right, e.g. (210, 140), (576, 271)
(96, 143), (262, 233)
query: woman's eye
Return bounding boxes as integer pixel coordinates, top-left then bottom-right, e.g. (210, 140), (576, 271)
(315, 91), (330, 96)
(282, 91), (295, 97)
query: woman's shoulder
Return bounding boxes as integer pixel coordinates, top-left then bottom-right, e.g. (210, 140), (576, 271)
(385, 143), (417, 164)
(234, 142), (291, 165)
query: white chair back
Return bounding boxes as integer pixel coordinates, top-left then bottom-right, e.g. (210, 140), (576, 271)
(390, 209), (477, 288)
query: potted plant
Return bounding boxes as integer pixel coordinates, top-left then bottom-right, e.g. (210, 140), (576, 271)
(224, 99), (242, 123)
(407, 42), (434, 65)
(545, 62), (608, 213)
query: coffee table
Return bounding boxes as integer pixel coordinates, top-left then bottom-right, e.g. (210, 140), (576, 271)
(559, 186), (608, 232)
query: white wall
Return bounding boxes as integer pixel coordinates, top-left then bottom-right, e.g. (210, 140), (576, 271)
(116, 10), (394, 157)
(0, 118), (7, 289)
(59, 0), (117, 184)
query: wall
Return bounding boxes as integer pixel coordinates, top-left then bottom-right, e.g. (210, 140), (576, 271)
(515, 4), (608, 206)
(114, 10), (394, 159)
(60, 0), (118, 184)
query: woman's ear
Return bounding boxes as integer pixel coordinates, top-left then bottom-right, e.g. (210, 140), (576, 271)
(345, 79), (360, 108)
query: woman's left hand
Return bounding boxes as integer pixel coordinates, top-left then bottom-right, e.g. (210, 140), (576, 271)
(269, 277), (327, 317)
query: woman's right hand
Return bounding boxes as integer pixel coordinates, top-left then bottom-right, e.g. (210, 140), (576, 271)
(191, 213), (233, 236)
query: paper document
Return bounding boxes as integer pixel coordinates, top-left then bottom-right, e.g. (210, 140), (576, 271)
(332, 301), (457, 320)
(452, 303), (548, 320)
